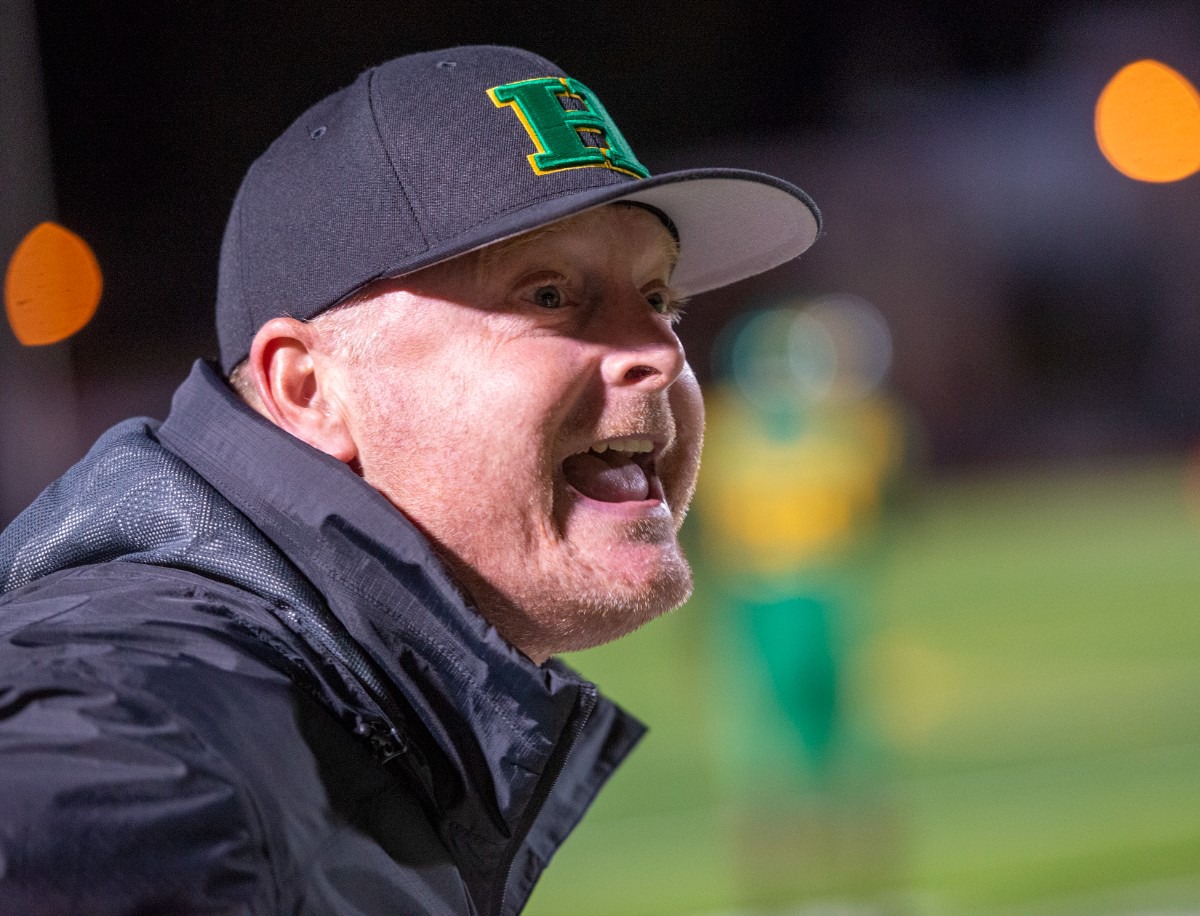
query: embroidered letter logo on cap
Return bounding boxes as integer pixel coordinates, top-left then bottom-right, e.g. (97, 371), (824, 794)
(488, 77), (650, 179)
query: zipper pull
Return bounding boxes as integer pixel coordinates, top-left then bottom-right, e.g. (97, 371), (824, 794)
(355, 717), (408, 764)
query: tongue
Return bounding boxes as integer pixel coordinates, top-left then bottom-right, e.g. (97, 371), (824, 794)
(563, 452), (651, 503)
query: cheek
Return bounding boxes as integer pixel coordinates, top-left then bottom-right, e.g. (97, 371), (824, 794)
(493, 340), (598, 429)
(338, 359), (458, 484)
(671, 365), (705, 458)
(665, 365), (705, 499)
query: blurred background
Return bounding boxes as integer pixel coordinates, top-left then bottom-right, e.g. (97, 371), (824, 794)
(4, 0), (1200, 911)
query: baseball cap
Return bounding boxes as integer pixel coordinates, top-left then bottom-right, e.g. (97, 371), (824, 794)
(216, 45), (821, 373)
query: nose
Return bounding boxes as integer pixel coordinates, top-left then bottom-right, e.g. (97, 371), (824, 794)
(598, 299), (687, 391)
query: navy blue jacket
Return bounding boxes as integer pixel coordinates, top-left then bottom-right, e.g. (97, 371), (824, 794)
(0, 361), (644, 914)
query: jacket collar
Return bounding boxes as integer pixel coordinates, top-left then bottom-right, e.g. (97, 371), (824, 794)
(156, 361), (644, 864)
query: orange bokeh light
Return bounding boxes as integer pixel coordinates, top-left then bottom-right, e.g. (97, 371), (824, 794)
(4, 221), (102, 346)
(1095, 59), (1200, 183)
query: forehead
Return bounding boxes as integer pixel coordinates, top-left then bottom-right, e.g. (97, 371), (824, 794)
(338, 204), (678, 312)
(421, 204), (678, 285)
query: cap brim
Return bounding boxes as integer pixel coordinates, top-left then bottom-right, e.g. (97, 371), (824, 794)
(377, 168), (820, 298)
(617, 169), (821, 296)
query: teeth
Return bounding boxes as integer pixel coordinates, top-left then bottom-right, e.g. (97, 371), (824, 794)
(591, 437), (653, 455)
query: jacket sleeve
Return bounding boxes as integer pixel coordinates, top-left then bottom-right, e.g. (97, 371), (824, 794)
(0, 664), (274, 915)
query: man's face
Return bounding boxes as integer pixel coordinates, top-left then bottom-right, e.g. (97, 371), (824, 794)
(324, 205), (704, 662)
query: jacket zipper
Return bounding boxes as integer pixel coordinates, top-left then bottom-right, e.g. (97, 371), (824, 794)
(493, 683), (597, 916)
(287, 609), (442, 813)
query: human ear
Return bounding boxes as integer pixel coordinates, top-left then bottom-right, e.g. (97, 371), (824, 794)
(246, 317), (358, 464)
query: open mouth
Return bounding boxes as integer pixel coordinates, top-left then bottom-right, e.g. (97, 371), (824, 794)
(562, 436), (665, 504)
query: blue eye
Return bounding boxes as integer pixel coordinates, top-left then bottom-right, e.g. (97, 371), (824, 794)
(534, 285), (563, 309)
(647, 291), (669, 314)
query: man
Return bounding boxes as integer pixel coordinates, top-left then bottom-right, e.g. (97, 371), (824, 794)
(0, 46), (819, 913)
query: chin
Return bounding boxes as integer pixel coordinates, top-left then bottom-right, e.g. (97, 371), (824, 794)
(532, 548), (696, 656)
(449, 541), (695, 661)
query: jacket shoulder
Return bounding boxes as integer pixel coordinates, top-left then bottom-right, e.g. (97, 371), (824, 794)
(0, 561), (472, 914)
(0, 563), (285, 912)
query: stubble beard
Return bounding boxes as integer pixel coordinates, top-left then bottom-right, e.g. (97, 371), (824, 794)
(349, 375), (700, 663)
(369, 454), (697, 662)
(443, 408), (700, 662)
(434, 513), (696, 663)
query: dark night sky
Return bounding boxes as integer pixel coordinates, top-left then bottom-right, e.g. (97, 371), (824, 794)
(32, 1), (1061, 372)
(10, 0), (1200, 517)
(32, 0), (1180, 493)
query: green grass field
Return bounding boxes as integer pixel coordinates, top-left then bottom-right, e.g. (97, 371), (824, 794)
(527, 457), (1200, 914)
